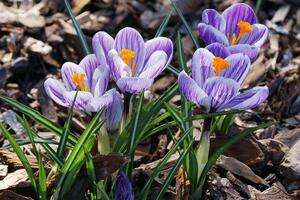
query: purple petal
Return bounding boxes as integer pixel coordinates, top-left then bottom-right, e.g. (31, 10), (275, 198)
(178, 71), (211, 111)
(192, 48), (215, 87)
(202, 9), (226, 32)
(61, 62), (86, 91)
(198, 23), (229, 46)
(64, 91), (93, 111)
(220, 86), (269, 110)
(79, 54), (99, 88)
(115, 27), (145, 76)
(205, 43), (230, 58)
(107, 49), (131, 80)
(227, 44), (259, 61)
(105, 89), (123, 131)
(222, 3), (257, 38)
(44, 78), (67, 106)
(92, 31), (114, 66)
(238, 24), (269, 48)
(203, 77), (239, 111)
(139, 51), (168, 79)
(221, 53), (251, 85)
(115, 172), (134, 200)
(91, 67), (110, 98)
(116, 77), (153, 94)
(86, 89), (114, 113)
(144, 37), (173, 67)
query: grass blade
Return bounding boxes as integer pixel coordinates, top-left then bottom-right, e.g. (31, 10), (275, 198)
(155, 141), (194, 200)
(0, 95), (78, 145)
(85, 150), (97, 199)
(126, 94), (144, 178)
(139, 127), (192, 200)
(0, 123), (38, 195)
(57, 90), (78, 158)
(63, 0), (90, 55)
(171, 0), (200, 48)
(38, 152), (47, 200)
(155, 11), (172, 37)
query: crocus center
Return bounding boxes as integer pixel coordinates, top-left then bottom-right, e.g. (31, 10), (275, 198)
(120, 49), (136, 76)
(212, 57), (229, 76)
(71, 73), (89, 92)
(230, 20), (253, 45)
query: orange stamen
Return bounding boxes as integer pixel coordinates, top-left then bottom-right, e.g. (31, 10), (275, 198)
(230, 20), (253, 45)
(212, 57), (229, 76)
(71, 73), (88, 91)
(120, 49), (136, 76)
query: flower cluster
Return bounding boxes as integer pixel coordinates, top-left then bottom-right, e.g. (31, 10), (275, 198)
(179, 3), (269, 113)
(44, 3), (269, 130)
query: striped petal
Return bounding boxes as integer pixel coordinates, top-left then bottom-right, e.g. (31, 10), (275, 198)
(203, 77), (239, 111)
(221, 53), (251, 85)
(115, 27), (145, 76)
(238, 24), (268, 48)
(79, 54), (99, 88)
(44, 78), (67, 107)
(202, 9), (225, 32)
(139, 51), (168, 79)
(92, 31), (114, 67)
(206, 43), (230, 58)
(227, 44), (259, 61)
(192, 48), (215, 87)
(104, 89), (123, 132)
(64, 91), (93, 111)
(107, 49), (131, 80)
(198, 23), (229, 46)
(61, 62), (86, 91)
(116, 77), (153, 94)
(178, 71), (211, 111)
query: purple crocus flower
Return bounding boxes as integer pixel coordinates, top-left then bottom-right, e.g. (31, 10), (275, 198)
(198, 3), (268, 61)
(92, 27), (173, 94)
(115, 172), (134, 200)
(178, 48), (268, 112)
(44, 54), (123, 130)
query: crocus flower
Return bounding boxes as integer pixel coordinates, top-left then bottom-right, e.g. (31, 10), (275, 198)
(115, 172), (134, 200)
(198, 3), (268, 61)
(178, 48), (268, 112)
(92, 27), (173, 94)
(44, 54), (123, 130)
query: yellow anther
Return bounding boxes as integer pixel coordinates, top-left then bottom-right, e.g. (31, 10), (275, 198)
(212, 57), (229, 76)
(71, 73), (89, 92)
(120, 49), (136, 76)
(230, 20), (253, 45)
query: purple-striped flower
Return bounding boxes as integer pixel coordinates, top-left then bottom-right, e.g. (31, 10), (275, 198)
(44, 54), (123, 130)
(198, 3), (268, 61)
(92, 27), (173, 94)
(115, 172), (134, 200)
(178, 48), (268, 112)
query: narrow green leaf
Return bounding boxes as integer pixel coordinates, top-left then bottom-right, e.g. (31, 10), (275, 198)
(164, 103), (185, 132)
(85, 149), (97, 199)
(176, 32), (188, 72)
(57, 90), (78, 158)
(155, 141), (194, 200)
(0, 95), (77, 145)
(155, 11), (172, 37)
(193, 122), (274, 198)
(126, 94), (144, 178)
(171, 0), (200, 48)
(187, 110), (240, 121)
(22, 116), (38, 156)
(139, 127), (192, 200)
(37, 152), (47, 200)
(255, 0), (263, 14)
(0, 123), (38, 195)
(63, 0), (90, 55)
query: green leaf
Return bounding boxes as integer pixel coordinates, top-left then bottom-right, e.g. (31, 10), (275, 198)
(164, 103), (185, 132)
(37, 152), (47, 200)
(57, 90), (78, 158)
(85, 149), (97, 199)
(0, 123), (38, 195)
(155, 11), (172, 37)
(171, 0), (200, 48)
(176, 32), (188, 72)
(0, 95), (77, 145)
(55, 110), (104, 197)
(139, 127), (192, 200)
(192, 122), (274, 199)
(63, 0), (90, 55)
(126, 94), (144, 178)
(187, 110), (240, 121)
(155, 140), (194, 200)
